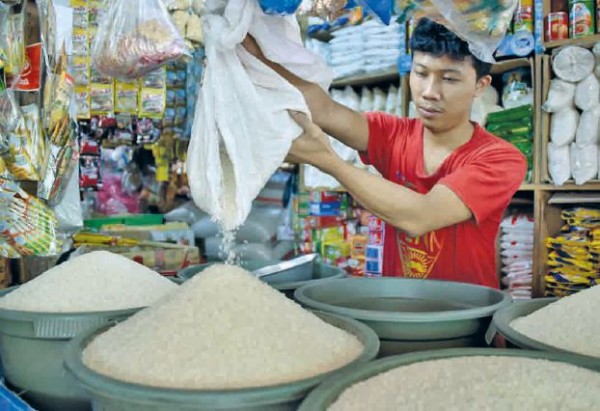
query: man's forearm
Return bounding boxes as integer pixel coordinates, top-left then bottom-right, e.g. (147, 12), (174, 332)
(319, 156), (428, 237)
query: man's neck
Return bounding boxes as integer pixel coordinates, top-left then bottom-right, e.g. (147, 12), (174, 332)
(423, 121), (476, 151)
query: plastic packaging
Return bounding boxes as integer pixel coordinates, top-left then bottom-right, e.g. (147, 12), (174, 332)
(574, 74), (600, 111)
(4, 105), (45, 181)
(258, 0), (303, 15)
(0, 178), (60, 257)
(542, 79), (575, 113)
(396, 0), (518, 63)
(0, 89), (22, 133)
(552, 46), (595, 82)
(91, 0), (189, 80)
(187, 0), (332, 230)
(355, 0), (393, 25)
(575, 106), (600, 145)
(550, 107), (579, 146)
(570, 143), (598, 185)
(548, 142), (571, 185)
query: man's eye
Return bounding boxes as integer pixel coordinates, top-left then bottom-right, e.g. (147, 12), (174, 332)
(414, 71), (427, 77)
(443, 77), (459, 83)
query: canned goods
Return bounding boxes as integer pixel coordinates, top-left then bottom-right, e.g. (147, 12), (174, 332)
(514, 0), (534, 32)
(546, 12), (569, 41)
(569, 0), (595, 38)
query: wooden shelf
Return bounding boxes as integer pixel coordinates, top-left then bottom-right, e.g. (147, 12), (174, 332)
(542, 182), (600, 191)
(544, 34), (600, 49)
(331, 69), (399, 88)
(518, 183), (538, 191)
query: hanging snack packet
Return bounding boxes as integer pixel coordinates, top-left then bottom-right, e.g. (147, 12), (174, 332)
(91, 0), (189, 80)
(0, 178), (60, 257)
(4, 105), (45, 181)
(43, 50), (75, 146)
(0, 89), (22, 133)
(1, 1), (26, 85)
(396, 0), (518, 63)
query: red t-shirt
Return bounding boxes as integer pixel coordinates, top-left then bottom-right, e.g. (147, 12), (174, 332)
(360, 113), (527, 288)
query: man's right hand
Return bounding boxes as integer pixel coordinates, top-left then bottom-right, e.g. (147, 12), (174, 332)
(242, 35), (267, 62)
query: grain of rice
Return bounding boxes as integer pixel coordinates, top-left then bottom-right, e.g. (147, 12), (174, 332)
(0, 251), (178, 313)
(328, 356), (600, 410)
(83, 264), (363, 389)
(511, 284), (600, 357)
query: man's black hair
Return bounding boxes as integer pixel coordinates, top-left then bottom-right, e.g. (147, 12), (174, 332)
(409, 18), (492, 79)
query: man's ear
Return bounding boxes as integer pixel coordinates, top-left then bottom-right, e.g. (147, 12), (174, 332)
(474, 74), (492, 97)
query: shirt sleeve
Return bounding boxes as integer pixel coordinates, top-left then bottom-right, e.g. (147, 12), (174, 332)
(439, 144), (527, 224)
(359, 112), (410, 177)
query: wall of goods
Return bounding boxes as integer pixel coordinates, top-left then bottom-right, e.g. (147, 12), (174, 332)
(0, 0), (599, 297)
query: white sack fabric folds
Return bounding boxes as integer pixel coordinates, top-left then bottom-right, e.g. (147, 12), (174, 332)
(187, 0), (332, 230)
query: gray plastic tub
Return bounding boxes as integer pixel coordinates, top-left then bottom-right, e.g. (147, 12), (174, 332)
(64, 311), (380, 411)
(489, 297), (600, 370)
(294, 277), (511, 357)
(0, 287), (142, 411)
(298, 348), (600, 410)
(178, 261), (346, 299)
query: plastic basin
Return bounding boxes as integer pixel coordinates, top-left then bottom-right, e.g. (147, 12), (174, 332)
(490, 297), (600, 370)
(294, 277), (511, 357)
(298, 347), (600, 410)
(64, 311), (380, 411)
(0, 287), (143, 411)
(178, 261), (346, 299)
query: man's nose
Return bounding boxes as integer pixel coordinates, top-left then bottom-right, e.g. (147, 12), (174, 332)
(421, 78), (442, 100)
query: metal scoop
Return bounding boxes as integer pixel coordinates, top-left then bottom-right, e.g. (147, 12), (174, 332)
(252, 253), (319, 280)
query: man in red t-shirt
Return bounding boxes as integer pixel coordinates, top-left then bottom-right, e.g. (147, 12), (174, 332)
(243, 18), (527, 288)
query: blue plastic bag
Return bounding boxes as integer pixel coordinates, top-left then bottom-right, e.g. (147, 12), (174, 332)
(258, 0), (303, 15)
(355, 0), (394, 25)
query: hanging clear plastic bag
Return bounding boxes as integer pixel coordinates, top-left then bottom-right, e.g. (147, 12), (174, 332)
(0, 89), (22, 134)
(396, 0), (518, 63)
(91, 0), (190, 80)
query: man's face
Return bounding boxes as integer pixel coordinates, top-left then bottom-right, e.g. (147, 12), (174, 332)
(410, 52), (490, 133)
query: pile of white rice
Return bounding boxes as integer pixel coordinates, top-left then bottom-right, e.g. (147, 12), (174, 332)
(511, 284), (600, 357)
(328, 356), (600, 410)
(0, 251), (178, 312)
(83, 264), (363, 389)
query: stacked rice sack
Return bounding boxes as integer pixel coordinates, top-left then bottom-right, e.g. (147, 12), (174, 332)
(500, 212), (534, 299)
(543, 45), (600, 185)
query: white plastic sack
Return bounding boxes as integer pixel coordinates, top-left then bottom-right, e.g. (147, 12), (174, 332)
(548, 142), (571, 185)
(576, 106), (600, 145)
(570, 143), (598, 185)
(385, 85), (398, 114)
(542, 79), (575, 113)
(552, 46), (595, 83)
(359, 87), (373, 112)
(575, 74), (600, 111)
(373, 88), (386, 112)
(550, 107), (579, 146)
(187, 0), (332, 230)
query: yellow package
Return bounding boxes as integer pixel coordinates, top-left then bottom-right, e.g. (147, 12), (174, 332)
(115, 81), (139, 114)
(139, 88), (166, 119)
(90, 83), (114, 115)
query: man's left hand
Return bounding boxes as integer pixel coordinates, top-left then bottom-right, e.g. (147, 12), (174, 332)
(287, 110), (337, 171)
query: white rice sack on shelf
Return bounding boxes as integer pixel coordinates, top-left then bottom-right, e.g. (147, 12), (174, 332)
(501, 233), (534, 244)
(500, 213), (534, 230)
(575, 74), (600, 111)
(500, 242), (533, 252)
(373, 88), (387, 111)
(593, 42), (600, 77)
(342, 86), (360, 111)
(575, 106), (600, 145)
(542, 79), (575, 113)
(550, 107), (579, 146)
(552, 46), (595, 83)
(482, 85), (499, 107)
(548, 142), (571, 185)
(187, 0), (332, 230)
(359, 87), (374, 112)
(470, 96), (488, 125)
(385, 85), (398, 113)
(570, 143), (598, 185)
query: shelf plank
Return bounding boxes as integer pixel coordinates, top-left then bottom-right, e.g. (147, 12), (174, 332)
(544, 34), (600, 49)
(542, 182), (600, 191)
(518, 183), (537, 191)
(331, 69), (399, 88)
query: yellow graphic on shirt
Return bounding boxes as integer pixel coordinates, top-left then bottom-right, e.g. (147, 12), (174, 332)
(397, 231), (444, 279)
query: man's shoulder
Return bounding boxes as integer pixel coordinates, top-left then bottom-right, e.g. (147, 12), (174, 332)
(473, 125), (526, 160)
